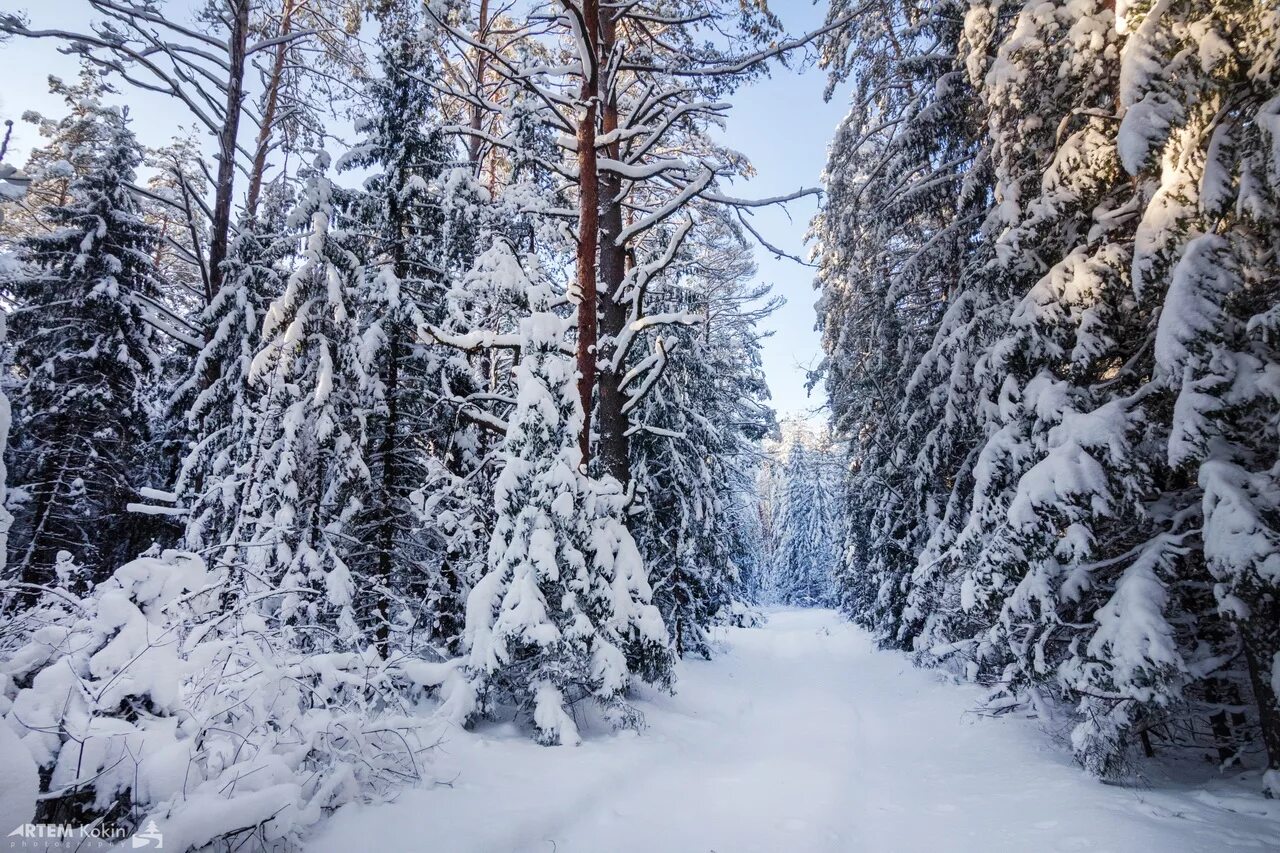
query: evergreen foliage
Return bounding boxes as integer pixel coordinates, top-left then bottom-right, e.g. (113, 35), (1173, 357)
(816, 0), (1280, 791)
(3, 107), (160, 585)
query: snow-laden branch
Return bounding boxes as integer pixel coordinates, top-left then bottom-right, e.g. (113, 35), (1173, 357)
(620, 336), (677, 415)
(417, 323), (522, 352)
(616, 168), (714, 245)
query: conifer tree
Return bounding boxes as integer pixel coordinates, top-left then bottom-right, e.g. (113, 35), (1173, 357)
(174, 190), (292, 563)
(758, 422), (842, 608)
(234, 154), (371, 647)
(814, 0), (990, 647)
(817, 0), (1280, 789)
(630, 230), (776, 655)
(339, 25), (495, 654)
(4, 107), (160, 585)
(0, 65), (114, 246)
(462, 242), (671, 744)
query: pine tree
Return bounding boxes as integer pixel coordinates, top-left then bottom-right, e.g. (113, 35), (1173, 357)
(3, 107), (160, 586)
(0, 65), (115, 247)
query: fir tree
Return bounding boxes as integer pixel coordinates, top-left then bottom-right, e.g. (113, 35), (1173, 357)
(814, 0), (990, 647)
(339, 26), (491, 654)
(4, 107), (160, 585)
(174, 187), (293, 564)
(462, 242), (671, 745)
(817, 0), (1280, 789)
(759, 422), (842, 608)
(631, 230), (777, 654)
(234, 154), (371, 647)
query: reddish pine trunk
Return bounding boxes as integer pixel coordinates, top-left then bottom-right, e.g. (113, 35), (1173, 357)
(245, 0), (295, 219)
(468, 0), (491, 172)
(571, 0), (601, 467)
(595, 5), (630, 485)
(206, 0), (250, 310)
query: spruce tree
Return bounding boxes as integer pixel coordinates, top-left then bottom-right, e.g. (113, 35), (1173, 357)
(340, 27), (492, 654)
(814, 0), (991, 647)
(817, 0), (1280, 789)
(4, 107), (160, 585)
(760, 422), (843, 608)
(174, 189), (292, 564)
(234, 154), (371, 647)
(630, 230), (776, 656)
(463, 242), (671, 745)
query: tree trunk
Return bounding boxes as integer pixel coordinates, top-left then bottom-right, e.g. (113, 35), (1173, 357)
(569, 0), (600, 467)
(374, 329), (400, 655)
(1205, 676), (1247, 766)
(372, 174), (410, 655)
(1242, 616), (1280, 796)
(245, 0), (295, 219)
(593, 2), (630, 485)
(596, 171), (629, 483)
(17, 452), (71, 588)
(467, 0), (491, 173)
(206, 0), (251, 308)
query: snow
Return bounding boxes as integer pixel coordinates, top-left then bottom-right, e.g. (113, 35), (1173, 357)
(0, 724), (37, 834)
(1084, 539), (1186, 702)
(311, 610), (1280, 853)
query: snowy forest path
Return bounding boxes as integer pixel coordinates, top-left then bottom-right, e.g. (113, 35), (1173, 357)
(311, 609), (1280, 853)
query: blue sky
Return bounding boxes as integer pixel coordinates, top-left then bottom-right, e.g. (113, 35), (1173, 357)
(0, 1), (848, 422)
(718, 3), (850, 421)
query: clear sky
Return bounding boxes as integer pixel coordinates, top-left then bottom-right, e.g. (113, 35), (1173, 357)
(0, 1), (849, 422)
(718, 3), (850, 422)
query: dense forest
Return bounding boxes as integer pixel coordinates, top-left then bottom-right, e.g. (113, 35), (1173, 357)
(0, 0), (1278, 850)
(0, 1), (817, 845)
(815, 0), (1280, 796)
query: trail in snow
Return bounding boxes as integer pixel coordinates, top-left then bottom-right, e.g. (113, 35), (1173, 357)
(311, 609), (1280, 853)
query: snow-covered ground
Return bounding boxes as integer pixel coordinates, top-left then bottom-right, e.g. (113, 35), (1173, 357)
(312, 609), (1280, 853)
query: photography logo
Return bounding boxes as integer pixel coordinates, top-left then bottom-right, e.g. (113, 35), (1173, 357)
(130, 821), (163, 849)
(6, 821), (163, 849)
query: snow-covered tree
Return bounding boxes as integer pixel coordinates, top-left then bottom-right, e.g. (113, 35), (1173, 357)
(461, 242), (671, 745)
(233, 154), (371, 648)
(0, 65), (116, 246)
(814, 0), (990, 647)
(3, 107), (160, 585)
(0, 131), (26, 585)
(340, 27), (478, 653)
(0, 545), (437, 846)
(174, 189), (293, 563)
(817, 0), (1280, 790)
(629, 227), (777, 656)
(760, 422), (842, 608)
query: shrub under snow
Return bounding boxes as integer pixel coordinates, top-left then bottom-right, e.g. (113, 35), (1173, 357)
(0, 549), (445, 850)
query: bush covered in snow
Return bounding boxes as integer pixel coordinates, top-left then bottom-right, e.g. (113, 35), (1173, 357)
(0, 549), (443, 850)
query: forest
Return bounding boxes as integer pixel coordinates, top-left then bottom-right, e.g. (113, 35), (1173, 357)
(0, 1), (1278, 851)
